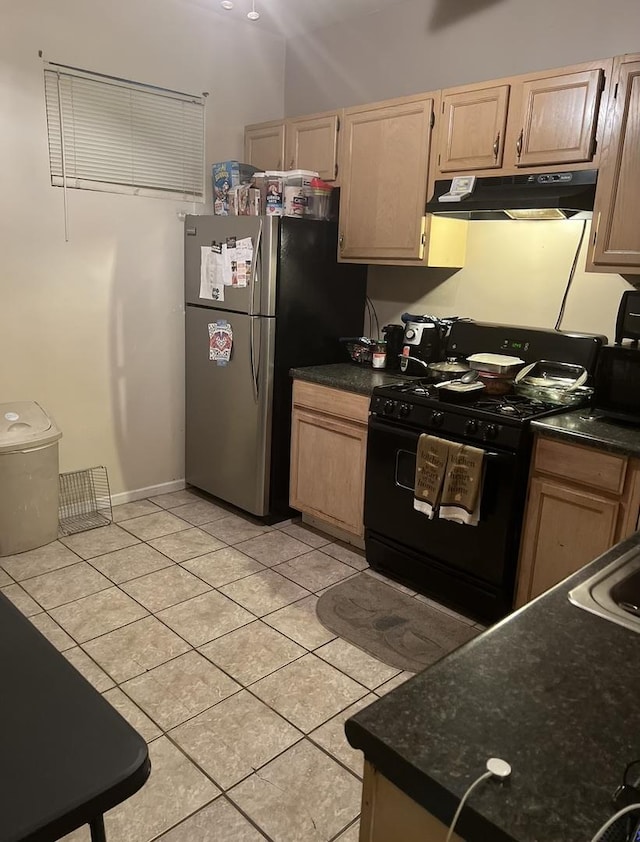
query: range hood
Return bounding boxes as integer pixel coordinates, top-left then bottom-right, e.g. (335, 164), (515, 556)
(426, 170), (597, 220)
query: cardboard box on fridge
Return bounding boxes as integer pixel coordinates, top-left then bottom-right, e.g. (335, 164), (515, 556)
(248, 187), (261, 216)
(264, 173), (284, 216)
(227, 183), (251, 216)
(212, 161), (259, 215)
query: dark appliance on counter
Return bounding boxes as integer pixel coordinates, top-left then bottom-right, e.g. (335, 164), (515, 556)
(594, 291), (640, 423)
(615, 290), (640, 344)
(364, 321), (606, 623)
(184, 215), (366, 519)
(399, 313), (443, 375)
(398, 314), (464, 375)
(381, 324), (404, 371)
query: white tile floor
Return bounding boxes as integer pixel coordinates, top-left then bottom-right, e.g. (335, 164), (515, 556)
(0, 490), (483, 842)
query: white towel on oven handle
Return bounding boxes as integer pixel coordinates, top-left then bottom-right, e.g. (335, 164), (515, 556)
(413, 434), (451, 519)
(438, 444), (486, 526)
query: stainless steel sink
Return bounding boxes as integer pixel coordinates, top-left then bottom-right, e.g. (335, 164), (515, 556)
(569, 546), (640, 633)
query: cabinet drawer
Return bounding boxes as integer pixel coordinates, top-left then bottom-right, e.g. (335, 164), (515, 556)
(292, 380), (369, 424)
(534, 436), (627, 494)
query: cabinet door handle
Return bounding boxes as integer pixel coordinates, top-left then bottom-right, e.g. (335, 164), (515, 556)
(516, 129), (523, 158)
(334, 162), (339, 179)
(339, 233), (344, 250)
(493, 132), (500, 158)
(289, 158), (295, 169)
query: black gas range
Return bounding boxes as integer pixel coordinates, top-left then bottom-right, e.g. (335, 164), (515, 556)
(364, 320), (606, 623)
(370, 384), (565, 452)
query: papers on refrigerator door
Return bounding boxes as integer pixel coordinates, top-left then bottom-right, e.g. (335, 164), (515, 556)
(223, 236), (253, 287)
(208, 320), (233, 366)
(199, 245), (225, 301)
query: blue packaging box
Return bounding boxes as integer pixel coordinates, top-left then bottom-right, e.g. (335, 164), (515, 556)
(212, 161), (258, 215)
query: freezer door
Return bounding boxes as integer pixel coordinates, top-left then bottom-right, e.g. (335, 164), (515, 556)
(185, 305), (275, 516)
(184, 215), (278, 316)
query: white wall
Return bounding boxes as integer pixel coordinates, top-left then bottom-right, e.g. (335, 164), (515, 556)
(368, 221), (634, 342)
(0, 0), (285, 496)
(285, 0), (640, 114)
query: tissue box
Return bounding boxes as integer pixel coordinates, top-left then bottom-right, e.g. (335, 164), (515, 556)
(212, 161), (258, 215)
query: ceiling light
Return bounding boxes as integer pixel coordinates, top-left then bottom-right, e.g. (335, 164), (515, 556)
(247, 0), (260, 20)
(220, 1), (233, 9)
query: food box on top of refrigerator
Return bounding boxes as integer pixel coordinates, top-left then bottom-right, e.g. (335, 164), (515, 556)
(212, 161), (259, 215)
(263, 172), (285, 216)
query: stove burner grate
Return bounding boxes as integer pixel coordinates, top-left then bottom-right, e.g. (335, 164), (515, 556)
(471, 395), (558, 418)
(388, 379), (434, 396)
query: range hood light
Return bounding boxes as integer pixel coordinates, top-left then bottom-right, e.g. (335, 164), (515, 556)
(504, 208), (568, 220)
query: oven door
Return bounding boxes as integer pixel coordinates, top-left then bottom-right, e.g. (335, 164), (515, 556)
(364, 416), (526, 589)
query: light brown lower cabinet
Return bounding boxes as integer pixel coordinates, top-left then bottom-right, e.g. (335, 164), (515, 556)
(516, 435), (640, 607)
(290, 381), (368, 539)
(359, 761), (461, 842)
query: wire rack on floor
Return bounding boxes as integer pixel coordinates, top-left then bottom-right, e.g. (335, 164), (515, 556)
(58, 466), (113, 537)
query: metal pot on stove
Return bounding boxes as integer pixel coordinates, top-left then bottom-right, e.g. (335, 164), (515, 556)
(426, 358), (471, 383)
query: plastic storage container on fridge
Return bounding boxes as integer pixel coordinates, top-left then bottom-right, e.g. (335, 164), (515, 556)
(283, 171), (318, 218)
(0, 402), (62, 557)
(306, 185), (332, 220)
(283, 170), (319, 189)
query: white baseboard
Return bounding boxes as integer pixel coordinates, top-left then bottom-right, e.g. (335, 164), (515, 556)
(111, 479), (186, 507)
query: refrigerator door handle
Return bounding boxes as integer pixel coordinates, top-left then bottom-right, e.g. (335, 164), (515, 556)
(249, 218), (263, 318)
(250, 315), (260, 403)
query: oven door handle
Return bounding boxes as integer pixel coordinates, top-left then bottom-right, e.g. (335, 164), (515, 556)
(483, 451), (510, 462)
(368, 418), (512, 461)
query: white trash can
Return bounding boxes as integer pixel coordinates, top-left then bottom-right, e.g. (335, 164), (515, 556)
(0, 402), (62, 557)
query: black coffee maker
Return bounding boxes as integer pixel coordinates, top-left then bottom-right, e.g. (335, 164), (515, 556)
(382, 324), (404, 370)
(399, 313), (444, 375)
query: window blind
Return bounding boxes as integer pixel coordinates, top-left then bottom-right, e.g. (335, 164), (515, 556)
(44, 65), (205, 201)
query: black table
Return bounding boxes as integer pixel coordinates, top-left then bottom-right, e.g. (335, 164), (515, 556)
(0, 593), (150, 842)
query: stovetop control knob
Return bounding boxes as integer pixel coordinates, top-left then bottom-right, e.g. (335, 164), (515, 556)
(399, 403), (411, 417)
(383, 400), (395, 415)
(484, 423), (499, 440)
(465, 419), (479, 435)
(431, 411), (444, 428)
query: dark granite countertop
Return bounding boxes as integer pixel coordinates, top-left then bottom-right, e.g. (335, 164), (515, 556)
(532, 409), (640, 458)
(290, 363), (410, 396)
(346, 533), (640, 842)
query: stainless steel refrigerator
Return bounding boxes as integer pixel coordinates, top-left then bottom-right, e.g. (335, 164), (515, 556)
(184, 215), (367, 519)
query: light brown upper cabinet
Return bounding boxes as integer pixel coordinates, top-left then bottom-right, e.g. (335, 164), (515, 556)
(435, 59), (611, 179)
(338, 93), (467, 266)
(513, 67), (604, 167)
(244, 113), (340, 181)
(244, 120), (285, 171)
(284, 111), (341, 182)
(588, 54), (640, 273)
(438, 84), (510, 172)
